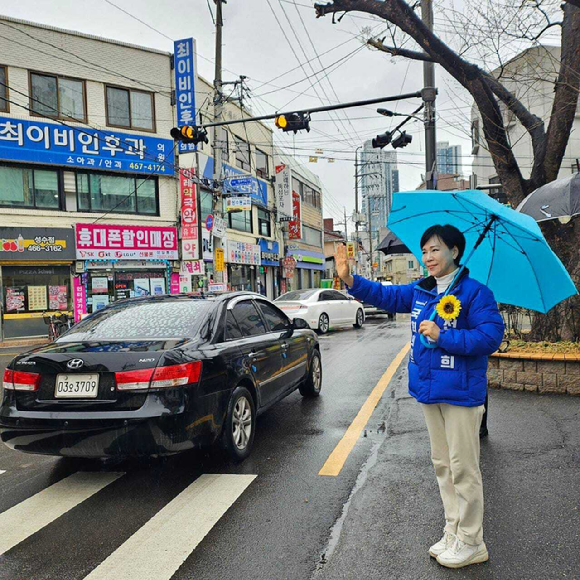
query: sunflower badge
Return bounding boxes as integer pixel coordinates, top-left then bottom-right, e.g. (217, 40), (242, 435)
(436, 295), (462, 321)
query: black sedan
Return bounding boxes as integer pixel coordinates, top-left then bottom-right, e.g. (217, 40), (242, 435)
(0, 292), (321, 462)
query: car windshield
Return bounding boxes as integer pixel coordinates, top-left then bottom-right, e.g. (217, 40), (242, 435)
(276, 290), (318, 301)
(58, 299), (213, 342)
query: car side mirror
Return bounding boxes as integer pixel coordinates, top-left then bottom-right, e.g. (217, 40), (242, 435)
(293, 318), (309, 329)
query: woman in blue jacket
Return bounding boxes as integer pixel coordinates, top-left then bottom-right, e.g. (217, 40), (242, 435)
(335, 224), (504, 570)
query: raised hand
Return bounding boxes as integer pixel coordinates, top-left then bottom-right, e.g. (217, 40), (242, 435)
(334, 243), (354, 287)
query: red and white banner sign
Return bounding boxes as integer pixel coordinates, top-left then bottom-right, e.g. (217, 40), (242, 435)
(288, 191), (302, 240)
(180, 168), (199, 260)
(76, 224), (178, 260)
(275, 164), (292, 219)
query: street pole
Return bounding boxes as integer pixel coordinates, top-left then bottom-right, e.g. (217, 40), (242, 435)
(367, 189), (373, 280)
(422, 0), (437, 190)
(212, 0), (224, 284)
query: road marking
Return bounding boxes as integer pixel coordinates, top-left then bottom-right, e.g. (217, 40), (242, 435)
(0, 471), (123, 555)
(319, 342), (411, 477)
(84, 473), (256, 580)
(0, 470), (5, 475)
(0, 352), (21, 356)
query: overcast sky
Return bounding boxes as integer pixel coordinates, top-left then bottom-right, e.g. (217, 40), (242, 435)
(2, 0), (478, 224)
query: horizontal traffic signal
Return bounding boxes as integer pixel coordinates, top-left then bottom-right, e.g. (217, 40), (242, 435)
(371, 131), (392, 149)
(392, 131), (412, 149)
(170, 126), (209, 145)
(274, 112), (311, 134)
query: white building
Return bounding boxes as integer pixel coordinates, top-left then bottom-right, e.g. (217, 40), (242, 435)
(0, 15), (178, 339)
(359, 142), (399, 234)
(471, 45), (580, 193)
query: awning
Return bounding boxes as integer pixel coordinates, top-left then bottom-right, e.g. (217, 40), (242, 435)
(286, 249), (325, 271)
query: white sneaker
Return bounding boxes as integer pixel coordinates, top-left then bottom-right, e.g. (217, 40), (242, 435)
(436, 537), (489, 568)
(428, 530), (456, 558)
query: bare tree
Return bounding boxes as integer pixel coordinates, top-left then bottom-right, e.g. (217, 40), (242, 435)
(314, 0), (580, 341)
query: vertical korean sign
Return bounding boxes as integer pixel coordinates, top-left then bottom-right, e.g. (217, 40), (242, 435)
(180, 168), (199, 260)
(274, 164), (292, 219)
(73, 277), (86, 323)
(289, 192), (302, 240)
(174, 37), (198, 153)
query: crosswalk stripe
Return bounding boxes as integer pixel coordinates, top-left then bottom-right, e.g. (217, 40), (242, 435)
(84, 473), (256, 580)
(0, 471), (123, 555)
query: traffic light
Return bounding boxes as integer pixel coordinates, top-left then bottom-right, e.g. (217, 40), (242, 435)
(392, 131), (412, 149)
(170, 125), (209, 145)
(371, 131), (392, 149)
(274, 112), (311, 134)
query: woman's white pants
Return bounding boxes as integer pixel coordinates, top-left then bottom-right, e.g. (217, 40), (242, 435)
(421, 402), (485, 545)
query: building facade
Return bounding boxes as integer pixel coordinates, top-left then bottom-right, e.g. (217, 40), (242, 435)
(470, 45), (580, 195)
(0, 16), (178, 339)
(359, 143), (399, 235)
(437, 141), (462, 175)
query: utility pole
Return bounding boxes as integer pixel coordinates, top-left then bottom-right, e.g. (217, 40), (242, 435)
(422, 0), (437, 190)
(212, 0), (224, 284)
(343, 206), (348, 241)
(367, 192), (373, 280)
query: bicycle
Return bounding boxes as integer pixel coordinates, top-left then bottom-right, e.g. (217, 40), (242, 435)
(42, 313), (68, 341)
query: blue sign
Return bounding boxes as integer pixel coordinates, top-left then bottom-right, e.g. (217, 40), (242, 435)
(174, 37), (197, 153)
(205, 214), (214, 231)
(225, 176), (260, 195)
(202, 156), (268, 207)
(0, 115), (174, 175)
(258, 238), (280, 266)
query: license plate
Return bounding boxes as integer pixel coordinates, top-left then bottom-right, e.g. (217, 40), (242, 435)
(55, 374), (99, 398)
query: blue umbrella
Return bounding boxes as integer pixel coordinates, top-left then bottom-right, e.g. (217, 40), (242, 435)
(387, 190), (578, 348)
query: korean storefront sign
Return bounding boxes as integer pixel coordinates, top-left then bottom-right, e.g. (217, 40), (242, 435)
(346, 242), (356, 259)
(75, 224), (178, 260)
(226, 241), (261, 265)
(0, 227), (76, 261)
(174, 37), (198, 153)
(282, 256), (296, 279)
(215, 247), (225, 272)
(274, 164), (292, 219)
(288, 192), (302, 240)
(73, 277), (87, 322)
(212, 216), (227, 239)
(180, 260), (205, 276)
(0, 116), (174, 175)
(180, 168), (199, 260)
(226, 196), (252, 212)
(258, 239), (280, 266)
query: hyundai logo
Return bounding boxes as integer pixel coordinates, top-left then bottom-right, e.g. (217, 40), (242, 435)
(67, 359), (84, 370)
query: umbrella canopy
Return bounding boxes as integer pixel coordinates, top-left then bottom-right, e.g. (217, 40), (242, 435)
(387, 189), (577, 313)
(376, 230), (411, 255)
(516, 173), (580, 223)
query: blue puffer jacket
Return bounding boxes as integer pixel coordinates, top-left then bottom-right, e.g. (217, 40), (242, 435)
(348, 269), (504, 407)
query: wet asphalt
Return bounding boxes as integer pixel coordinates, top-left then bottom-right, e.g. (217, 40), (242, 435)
(0, 316), (410, 580)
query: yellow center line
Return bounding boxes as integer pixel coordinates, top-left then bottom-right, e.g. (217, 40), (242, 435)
(319, 342), (411, 477)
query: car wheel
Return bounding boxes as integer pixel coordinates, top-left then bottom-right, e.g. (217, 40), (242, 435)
(353, 309), (364, 328)
(317, 313), (329, 334)
(299, 350), (322, 397)
(222, 386), (256, 462)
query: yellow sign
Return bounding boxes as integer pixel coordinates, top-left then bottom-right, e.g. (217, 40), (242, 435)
(346, 242), (355, 259)
(215, 247), (225, 272)
(372, 262), (378, 269)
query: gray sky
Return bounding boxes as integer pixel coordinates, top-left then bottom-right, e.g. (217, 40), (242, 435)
(2, 0), (477, 224)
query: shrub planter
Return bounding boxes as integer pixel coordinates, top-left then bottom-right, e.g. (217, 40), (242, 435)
(488, 353), (580, 396)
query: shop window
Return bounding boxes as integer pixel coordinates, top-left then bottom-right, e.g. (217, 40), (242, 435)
(302, 225), (322, 247)
(0, 164), (61, 209)
(227, 206), (253, 233)
(256, 149), (269, 178)
(235, 136), (251, 172)
(255, 301), (289, 332)
(106, 85), (155, 131)
(232, 301), (266, 336)
(218, 127), (229, 160)
(258, 208), (271, 237)
(30, 72), (86, 122)
(2, 265), (71, 316)
(0, 66), (8, 112)
(292, 177), (304, 198)
(200, 189), (213, 221)
(76, 172), (158, 215)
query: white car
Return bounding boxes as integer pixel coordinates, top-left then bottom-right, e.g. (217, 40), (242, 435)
(275, 289), (365, 334)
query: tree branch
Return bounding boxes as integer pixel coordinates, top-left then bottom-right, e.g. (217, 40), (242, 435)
(544, 3), (580, 183)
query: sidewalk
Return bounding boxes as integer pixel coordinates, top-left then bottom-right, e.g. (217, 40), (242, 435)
(315, 361), (580, 580)
(0, 338), (47, 349)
